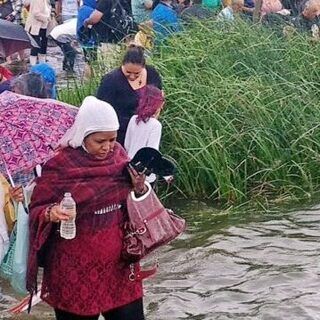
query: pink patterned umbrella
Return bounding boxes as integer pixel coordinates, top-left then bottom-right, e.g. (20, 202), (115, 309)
(0, 91), (77, 177)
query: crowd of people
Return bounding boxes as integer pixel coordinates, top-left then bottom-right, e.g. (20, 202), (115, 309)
(0, 0), (320, 319)
(0, 0), (319, 99)
(0, 0), (319, 73)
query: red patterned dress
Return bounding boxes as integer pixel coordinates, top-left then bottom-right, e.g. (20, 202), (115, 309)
(27, 144), (143, 315)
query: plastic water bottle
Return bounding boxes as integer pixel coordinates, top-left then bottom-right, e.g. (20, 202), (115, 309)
(60, 192), (77, 240)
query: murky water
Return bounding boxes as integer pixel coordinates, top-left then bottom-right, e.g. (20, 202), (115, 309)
(1, 202), (320, 319)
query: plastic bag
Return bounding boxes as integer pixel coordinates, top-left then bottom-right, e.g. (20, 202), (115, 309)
(0, 235), (9, 265)
(0, 228), (16, 279)
(10, 202), (29, 294)
(0, 183), (34, 294)
(10, 182), (36, 294)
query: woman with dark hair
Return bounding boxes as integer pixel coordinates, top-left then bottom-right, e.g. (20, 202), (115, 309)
(96, 44), (162, 146)
(11, 72), (49, 98)
(31, 63), (57, 99)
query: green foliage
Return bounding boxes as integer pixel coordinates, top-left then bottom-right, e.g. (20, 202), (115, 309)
(58, 52), (122, 105)
(153, 19), (320, 204)
(58, 76), (99, 106)
(59, 19), (320, 206)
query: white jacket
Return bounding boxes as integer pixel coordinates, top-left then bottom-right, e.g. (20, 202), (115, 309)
(24, 0), (52, 35)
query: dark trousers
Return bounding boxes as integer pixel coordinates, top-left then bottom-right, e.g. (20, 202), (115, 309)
(83, 46), (98, 63)
(54, 298), (145, 320)
(55, 40), (77, 71)
(31, 28), (48, 56)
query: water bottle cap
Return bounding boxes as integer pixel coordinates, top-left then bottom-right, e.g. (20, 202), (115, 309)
(64, 192), (71, 197)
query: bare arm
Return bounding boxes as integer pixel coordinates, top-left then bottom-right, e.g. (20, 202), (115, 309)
(84, 9), (103, 27)
(139, 19), (153, 29)
(55, 0), (62, 17)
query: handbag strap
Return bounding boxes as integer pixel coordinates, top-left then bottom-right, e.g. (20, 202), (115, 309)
(129, 261), (158, 282)
(132, 208), (164, 233)
(126, 208), (165, 237)
(130, 182), (152, 202)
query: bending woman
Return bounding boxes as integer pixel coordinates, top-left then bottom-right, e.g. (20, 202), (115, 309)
(27, 96), (148, 320)
(96, 44), (162, 146)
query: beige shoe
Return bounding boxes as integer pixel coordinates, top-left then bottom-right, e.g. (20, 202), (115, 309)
(29, 55), (38, 66)
(38, 54), (47, 64)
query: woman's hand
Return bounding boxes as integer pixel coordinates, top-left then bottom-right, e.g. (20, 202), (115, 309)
(9, 186), (24, 203)
(128, 164), (148, 195)
(45, 204), (71, 223)
(84, 18), (90, 28)
(5, 14), (15, 22)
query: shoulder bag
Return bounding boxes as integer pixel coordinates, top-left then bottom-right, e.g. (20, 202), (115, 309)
(122, 183), (186, 263)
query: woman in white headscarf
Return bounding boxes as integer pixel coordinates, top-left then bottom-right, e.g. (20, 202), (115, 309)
(27, 96), (148, 320)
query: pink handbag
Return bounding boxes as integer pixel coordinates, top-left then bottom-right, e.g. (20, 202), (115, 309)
(122, 184), (186, 263)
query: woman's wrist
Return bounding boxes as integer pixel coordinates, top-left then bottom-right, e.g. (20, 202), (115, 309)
(44, 203), (57, 222)
(131, 182), (152, 201)
(134, 184), (148, 197)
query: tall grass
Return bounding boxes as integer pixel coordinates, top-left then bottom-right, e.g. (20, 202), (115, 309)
(59, 19), (320, 206)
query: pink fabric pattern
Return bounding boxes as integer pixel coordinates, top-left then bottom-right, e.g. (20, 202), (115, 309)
(0, 91), (77, 177)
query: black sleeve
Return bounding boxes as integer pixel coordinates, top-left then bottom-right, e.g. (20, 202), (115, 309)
(96, 72), (115, 103)
(146, 65), (162, 90)
(152, 0), (160, 10)
(96, 0), (111, 13)
(121, 0), (132, 15)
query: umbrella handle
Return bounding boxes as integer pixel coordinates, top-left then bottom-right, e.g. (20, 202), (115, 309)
(0, 154), (15, 187)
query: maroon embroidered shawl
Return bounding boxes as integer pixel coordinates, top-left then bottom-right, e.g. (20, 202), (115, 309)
(26, 143), (142, 314)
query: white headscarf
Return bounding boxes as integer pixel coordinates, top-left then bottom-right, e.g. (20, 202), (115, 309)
(60, 96), (119, 148)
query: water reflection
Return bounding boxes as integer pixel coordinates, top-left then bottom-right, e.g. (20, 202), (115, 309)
(1, 202), (320, 319)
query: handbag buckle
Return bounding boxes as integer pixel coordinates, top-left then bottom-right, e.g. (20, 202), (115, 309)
(136, 227), (146, 235)
(129, 263), (135, 281)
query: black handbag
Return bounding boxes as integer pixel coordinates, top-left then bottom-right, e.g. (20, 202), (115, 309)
(0, 0), (13, 19)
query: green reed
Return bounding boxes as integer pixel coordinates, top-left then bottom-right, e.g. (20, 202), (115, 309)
(59, 19), (320, 206)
